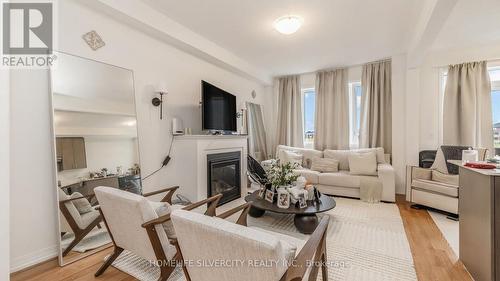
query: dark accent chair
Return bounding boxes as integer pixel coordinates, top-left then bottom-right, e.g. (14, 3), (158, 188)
(419, 150), (437, 168)
(247, 154), (268, 186)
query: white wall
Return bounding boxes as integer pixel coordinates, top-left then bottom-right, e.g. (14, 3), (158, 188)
(10, 69), (59, 272)
(10, 0), (272, 272)
(391, 54), (408, 194)
(1, 69), (10, 280)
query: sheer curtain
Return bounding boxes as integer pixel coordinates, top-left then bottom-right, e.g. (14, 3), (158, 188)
(443, 61), (493, 153)
(314, 69), (349, 150)
(246, 102), (268, 161)
(276, 75), (304, 147)
(359, 60), (392, 153)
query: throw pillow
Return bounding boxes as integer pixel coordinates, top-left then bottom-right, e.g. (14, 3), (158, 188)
(323, 150), (350, 170)
(348, 151), (378, 176)
(310, 158), (339, 173)
(150, 201), (177, 239)
(70, 192), (93, 214)
(279, 150), (303, 168)
(430, 148), (449, 174)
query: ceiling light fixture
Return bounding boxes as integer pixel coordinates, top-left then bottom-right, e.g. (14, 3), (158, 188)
(274, 15), (303, 35)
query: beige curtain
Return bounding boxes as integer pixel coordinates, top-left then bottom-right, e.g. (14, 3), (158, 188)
(443, 61), (493, 153)
(314, 69), (349, 150)
(276, 76), (304, 147)
(359, 60), (392, 153)
(246, 102), (268, 161)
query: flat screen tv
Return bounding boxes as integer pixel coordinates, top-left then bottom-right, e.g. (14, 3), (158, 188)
(202, 81), (237, 132)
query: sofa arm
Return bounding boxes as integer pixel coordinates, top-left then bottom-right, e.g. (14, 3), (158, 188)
(378, 163), (395, 202)
(410, 166), (432, 181)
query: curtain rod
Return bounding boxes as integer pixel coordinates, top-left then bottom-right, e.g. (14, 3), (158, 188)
(275, 57), (392, 78)
(432, 58), (500, 69)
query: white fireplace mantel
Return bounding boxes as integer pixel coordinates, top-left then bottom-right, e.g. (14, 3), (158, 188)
(167, 135), (248, 202)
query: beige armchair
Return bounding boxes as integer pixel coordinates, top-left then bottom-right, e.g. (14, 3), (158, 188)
(406, 166), (459, 217)
(171, 203), (330, 281)
(406, 148), (488, 218)
(94, 186), (222, 281)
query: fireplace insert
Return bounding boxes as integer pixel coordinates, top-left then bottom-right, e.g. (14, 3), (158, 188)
(207, 151), (241, 206)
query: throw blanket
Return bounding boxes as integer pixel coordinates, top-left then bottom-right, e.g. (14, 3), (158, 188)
(441, 145), (472, 174)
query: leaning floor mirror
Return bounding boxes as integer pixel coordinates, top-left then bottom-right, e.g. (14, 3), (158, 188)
(50, 52), (140, 265)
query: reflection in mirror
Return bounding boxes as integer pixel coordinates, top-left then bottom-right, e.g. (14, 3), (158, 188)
(51, 52), (139, 265)
(246, 102), (268, 162)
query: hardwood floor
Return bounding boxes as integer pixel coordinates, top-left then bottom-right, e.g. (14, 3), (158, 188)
(396, 195), (472, 281)
(11, 195), (472, 281)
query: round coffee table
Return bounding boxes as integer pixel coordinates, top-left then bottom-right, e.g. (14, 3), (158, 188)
(244, 190), (336, 234)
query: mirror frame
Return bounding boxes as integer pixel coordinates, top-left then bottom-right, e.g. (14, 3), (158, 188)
(48, 51), (139, 266)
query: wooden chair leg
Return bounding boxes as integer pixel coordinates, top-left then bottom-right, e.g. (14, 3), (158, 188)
(307, 261), (319, 281)
(63, 219), (102, 256)
(62, 234), (84, 256)
(307, 231), (328, 281)
(320, 234), (328, 281)
(95, 247), (123, 277)
(158, 265), (177, 281)
(321, 252), (328, 281)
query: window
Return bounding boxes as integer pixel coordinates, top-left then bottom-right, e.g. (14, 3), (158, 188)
(303, 89), (315, 148)
(440, 67), (500, 156)
(491, 68), (500, 156)
(349, 82), (362, 148)
(302, 84), (361, 149)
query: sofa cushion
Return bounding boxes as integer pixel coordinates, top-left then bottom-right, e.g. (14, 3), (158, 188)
(324, 147), (385, 171)
(310, 157), (339, 173)
(348, 151), (378, 176)
(276, 145), (323, 168)
(78, 210), (101, 229)
(432, 170), (459, 186)
(411, 167), (432, 180)
(412, 179), (458, 197)
(323, 150), (350, 170)
(70, 192), (94, 214)
(279, 150), (303, 167)
(294, 169), (320, 184)
(318, 171), (376, 188)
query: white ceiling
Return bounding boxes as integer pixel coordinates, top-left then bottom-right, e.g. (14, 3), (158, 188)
(143, 0), (424, 76)
(432, 0), (500, 51)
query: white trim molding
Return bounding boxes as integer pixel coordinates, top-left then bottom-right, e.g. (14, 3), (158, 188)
(10, 245), (59, 273)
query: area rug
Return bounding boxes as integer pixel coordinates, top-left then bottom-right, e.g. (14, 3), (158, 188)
(110, 197), (417, 281)
(61, 227), (112, 253)
(428, 210), (459, 256)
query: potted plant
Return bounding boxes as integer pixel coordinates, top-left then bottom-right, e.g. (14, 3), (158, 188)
(266, 160), (300, 191)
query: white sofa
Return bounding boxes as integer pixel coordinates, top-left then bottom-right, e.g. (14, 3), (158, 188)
(265, 145), (396, 202)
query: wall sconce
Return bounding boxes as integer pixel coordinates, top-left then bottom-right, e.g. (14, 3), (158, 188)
(152, 83), (168, 120)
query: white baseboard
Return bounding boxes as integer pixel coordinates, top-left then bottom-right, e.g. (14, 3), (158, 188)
(10, 245), (59, 273)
